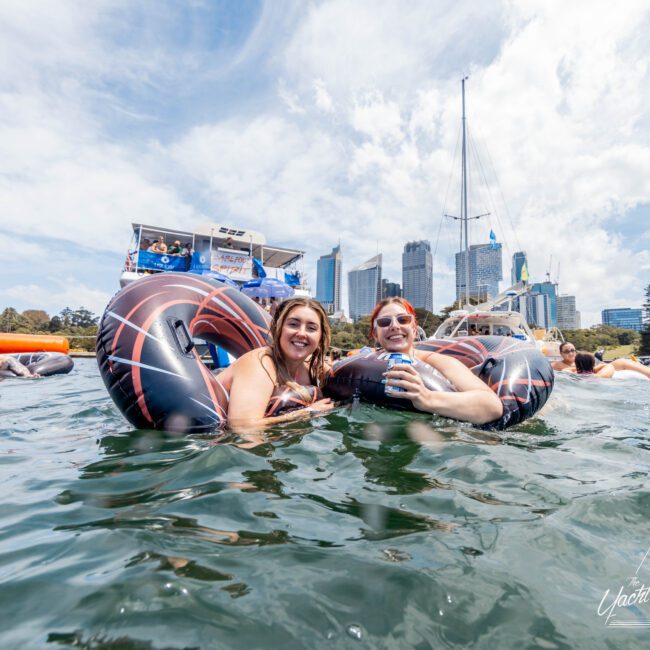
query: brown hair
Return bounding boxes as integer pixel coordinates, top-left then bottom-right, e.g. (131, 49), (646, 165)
(267, 297), (331, 388)
(575, 351), (595, 374)
(368, 297), (418, 340)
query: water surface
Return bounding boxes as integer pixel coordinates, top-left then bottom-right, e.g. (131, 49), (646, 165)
(1, 361), (649, 648)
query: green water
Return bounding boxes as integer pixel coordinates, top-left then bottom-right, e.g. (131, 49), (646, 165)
(1, 359), (649, 648)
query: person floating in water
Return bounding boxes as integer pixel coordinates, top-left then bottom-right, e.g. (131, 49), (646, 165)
(0, 355), (40, 378)
(553, 342), (650, 379)
(371, 298), (503, 425)
(219, 297), (334, 430)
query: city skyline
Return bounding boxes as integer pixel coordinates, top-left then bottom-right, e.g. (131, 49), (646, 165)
(322, 243), (643, 329)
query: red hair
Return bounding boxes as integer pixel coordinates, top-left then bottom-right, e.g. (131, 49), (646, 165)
(368, 297), (418, 339)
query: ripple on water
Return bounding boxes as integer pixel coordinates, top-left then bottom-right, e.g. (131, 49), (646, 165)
(1, 359), (649, 647)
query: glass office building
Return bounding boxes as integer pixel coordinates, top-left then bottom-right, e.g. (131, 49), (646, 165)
(529, 281), (557, 328)
(557, 295), (579, 330)
(348, 254), (382, 322)
(316, 245), (342, 314)
(402, 240), (433, 312)
(381, 279), (401, 298)
(511, 251), (527, 285)
(602, 308), (643, 331)
(455, 243), (503, 303)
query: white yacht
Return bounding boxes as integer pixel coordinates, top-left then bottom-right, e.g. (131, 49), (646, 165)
(120, 221), (308, 293)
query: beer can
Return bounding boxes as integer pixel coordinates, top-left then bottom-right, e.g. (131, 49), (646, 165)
(385, 353), (413, 393)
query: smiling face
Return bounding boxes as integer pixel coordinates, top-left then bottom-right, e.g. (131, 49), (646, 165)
(373, 302), (416, 353)
(278, 305), (322, 364)
(560, 343), (577, 364)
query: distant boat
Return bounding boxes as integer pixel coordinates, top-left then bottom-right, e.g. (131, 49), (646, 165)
(119, 221), (309, 294)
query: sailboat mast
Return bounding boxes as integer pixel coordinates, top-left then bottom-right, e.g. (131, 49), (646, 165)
(461, 76), (470, 308)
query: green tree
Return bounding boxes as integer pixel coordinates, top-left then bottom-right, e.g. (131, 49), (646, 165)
(70, 307), (99, 328)
(21, 309), (50, 331)
(59, 307), (73, 328)
(48, 315), (63, 332)
(0, 307), (25, 332)
(413, 308), (442, 337)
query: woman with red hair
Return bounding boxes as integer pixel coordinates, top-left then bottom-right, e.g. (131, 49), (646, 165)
(369, 298), (503, 425)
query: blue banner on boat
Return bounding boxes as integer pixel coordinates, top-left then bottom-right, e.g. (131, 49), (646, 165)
(252, 257), (267, 278)
(284, 272), (300, 287)
(190, 251), (210, 272)
(137, 250), (187, 272)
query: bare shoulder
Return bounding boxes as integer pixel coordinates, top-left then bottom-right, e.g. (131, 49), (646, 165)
(231, 347), (276, 382)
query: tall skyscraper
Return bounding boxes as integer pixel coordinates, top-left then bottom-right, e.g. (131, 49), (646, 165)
(531, 281), (557, 327)
(602, 308), (643, 331)
(557, 295), (579, 329)
(402, 240), (433, 312)
(348, 254), (382, 322)
(455, 243), (503, 304)
(511, 251), (527, 285)
(316, 245), (342, 314)
(381, 279), (401, 298)
(526, 292), (551, 328)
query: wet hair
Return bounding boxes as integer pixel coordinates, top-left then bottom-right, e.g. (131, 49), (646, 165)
(575, 351), (595, 374)
(267, 297), (331, 388)
(368, 297), (417, 340)
(559, 341), (575, 353)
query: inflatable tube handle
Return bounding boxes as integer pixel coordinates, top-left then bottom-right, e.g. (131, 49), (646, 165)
(476, 357), (497, 376)
(170, 319), (194, 355)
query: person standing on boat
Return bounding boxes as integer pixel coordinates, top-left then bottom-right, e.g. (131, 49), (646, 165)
(182, 243), (193, 271)
(150, 238), (167, 254)
(167, 240), (182, 255)
(371, 298), (503, 425)
(219, 297), (334, 429)
(0, 355), (40, 378)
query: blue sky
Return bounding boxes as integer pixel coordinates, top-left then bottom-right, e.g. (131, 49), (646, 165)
(1, 0), (649, 326)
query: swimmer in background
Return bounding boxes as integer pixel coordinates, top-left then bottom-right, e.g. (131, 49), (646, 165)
(553, 342), (650, 378)
(218, 297), (334, 430)
(370, 298), (503, 425)
(575, 351), (614, 377)
(0, 355), (40, 378)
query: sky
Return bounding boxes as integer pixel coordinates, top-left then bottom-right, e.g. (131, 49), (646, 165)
(1, 0), (649, 327)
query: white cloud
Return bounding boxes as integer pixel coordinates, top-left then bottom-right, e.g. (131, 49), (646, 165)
(313, 79), (333, 113)
(0, 0), (649, 325)
(1, 281), (110, 317)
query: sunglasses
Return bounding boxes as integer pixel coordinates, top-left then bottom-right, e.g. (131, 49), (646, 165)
(375, 314), (413, 328)
(562, 348), (576, 354)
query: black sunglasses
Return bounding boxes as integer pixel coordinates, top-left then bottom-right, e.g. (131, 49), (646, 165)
(562, 348), (576, 354)
(375, 314), (413, 328)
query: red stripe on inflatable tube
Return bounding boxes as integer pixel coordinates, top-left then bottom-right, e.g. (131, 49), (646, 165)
(323, 336), (553, 430)
(96, 273), (271, 433)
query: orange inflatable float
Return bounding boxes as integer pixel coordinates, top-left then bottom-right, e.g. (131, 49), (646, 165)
(0, 333), (69, 354)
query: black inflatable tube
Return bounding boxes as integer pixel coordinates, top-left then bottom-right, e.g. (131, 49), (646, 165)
(96, 273), (274, 433)
(0, 352), (74, 378)
(323, 336), (554, 430)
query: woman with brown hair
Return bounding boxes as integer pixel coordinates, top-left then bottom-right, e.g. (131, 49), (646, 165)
(369, 297), (503, 425)
(220, 297), (334, 429)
